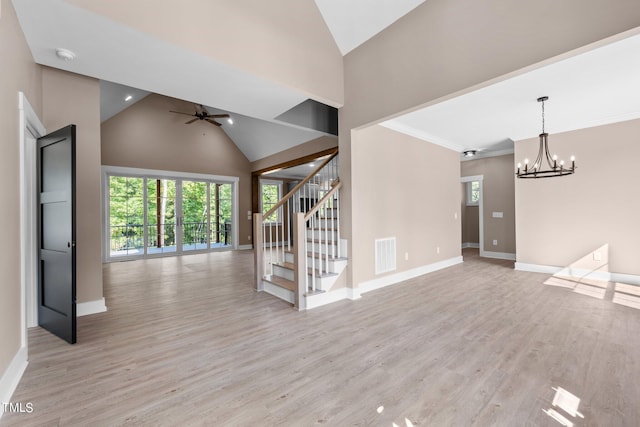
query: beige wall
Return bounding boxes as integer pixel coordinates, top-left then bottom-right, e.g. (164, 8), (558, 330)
(461, 155), (516, 254)
(67, 0), (343, 108)
(250, 136), (337, 172)
(515, 119), (640, 275)
(352, 125), (461, 286)
(42, 67), (104, 303)
(0, 0), (43, 384)
(101, 94), (253, 247)
(339, 0), (640, 286)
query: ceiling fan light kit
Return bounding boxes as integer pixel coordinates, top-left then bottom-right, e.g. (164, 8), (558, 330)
(169, 104), (231, 127)
(516, 96), (576, 179)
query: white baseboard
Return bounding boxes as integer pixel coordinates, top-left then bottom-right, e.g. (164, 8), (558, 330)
(461, 242), (479, 249)
(237, 244), (253, 250)
(305, 286), (361, 310)
(0, 346), (28, 420)
(77, 298), (107, 317)
(483, 251), (516, 261)
(515, 262), (640, 285)
(358, 256), (463, 295)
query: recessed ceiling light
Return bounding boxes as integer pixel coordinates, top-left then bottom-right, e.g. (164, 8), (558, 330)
(463, 150), (477, 158)
(55, 48), (76, 61)
(227, 117), (233, 125)
(309, 164), (315, 167)
(124, 95), (133, 102)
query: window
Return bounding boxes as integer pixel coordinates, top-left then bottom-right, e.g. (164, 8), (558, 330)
(466, 181), (480, 206)
(104, 167), (238, 261)
(260, 180), (282, 223)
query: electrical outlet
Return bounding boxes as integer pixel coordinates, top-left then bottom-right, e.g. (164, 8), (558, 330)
(405, 252), (409, 261)
(593, 251), (602, 261)
(436, 246), (440, 254)
(248, 235), (251, 240)
(493, 239), (498, 246)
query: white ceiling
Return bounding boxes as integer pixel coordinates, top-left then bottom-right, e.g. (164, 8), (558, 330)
(204, 107), (328, 163)
(383, 33), (640, 159)
(314, 0), (427, 55)
(99, 81), (149, 122)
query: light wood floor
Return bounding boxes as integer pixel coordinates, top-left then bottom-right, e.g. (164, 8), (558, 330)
(3, 249), (640, 426)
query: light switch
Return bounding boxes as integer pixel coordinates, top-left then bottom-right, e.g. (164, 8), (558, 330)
(492, 212), (503, 218)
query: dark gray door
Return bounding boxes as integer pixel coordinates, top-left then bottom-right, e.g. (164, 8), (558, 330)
(37, 125), (76, 344)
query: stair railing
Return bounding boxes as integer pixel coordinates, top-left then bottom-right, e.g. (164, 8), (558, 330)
(293, 179), (342, 309)
(253, 151), (339, 295)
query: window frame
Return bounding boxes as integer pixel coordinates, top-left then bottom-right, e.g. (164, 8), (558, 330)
(466, 181), (480, 206)
(260, 179), (283, 224)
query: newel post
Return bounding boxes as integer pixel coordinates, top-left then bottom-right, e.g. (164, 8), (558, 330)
(253, 213), (264, 291)
(293, 212), (307, 310)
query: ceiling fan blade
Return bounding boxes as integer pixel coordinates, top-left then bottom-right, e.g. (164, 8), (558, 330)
(169, 110), (195, 117)
(206, 119), (222, 127)
(185, 118), (199, 124)
(208, 114), (230, 119)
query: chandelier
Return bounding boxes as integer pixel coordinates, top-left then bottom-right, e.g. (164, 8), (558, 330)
(516, 96), (576, 178)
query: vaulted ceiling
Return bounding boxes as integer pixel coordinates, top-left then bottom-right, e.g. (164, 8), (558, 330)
(12, 0), (640, 162)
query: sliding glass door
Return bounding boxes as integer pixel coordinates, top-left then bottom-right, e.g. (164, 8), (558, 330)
(109, 176), (144, 257)
(210, 183), (233, 248)
(146, 178), (177, 255)
(181, 180), (208, 252)
(106, 171), (236, 261)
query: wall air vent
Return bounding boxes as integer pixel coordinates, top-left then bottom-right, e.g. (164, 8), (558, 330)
(375, 237), (396, 275)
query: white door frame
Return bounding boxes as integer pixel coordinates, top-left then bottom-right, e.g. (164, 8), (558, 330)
(460, 175), (484, 257)
(19, 92), (46, 343)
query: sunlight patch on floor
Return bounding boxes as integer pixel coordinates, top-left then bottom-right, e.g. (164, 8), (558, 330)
(543, 386), (584, 426)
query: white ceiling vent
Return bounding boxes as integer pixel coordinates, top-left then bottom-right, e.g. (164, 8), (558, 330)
(375, 237), (396, 275)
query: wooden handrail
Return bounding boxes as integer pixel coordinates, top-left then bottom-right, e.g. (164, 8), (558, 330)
(263, 151), (338, 220)
(304, 179), (342, 221)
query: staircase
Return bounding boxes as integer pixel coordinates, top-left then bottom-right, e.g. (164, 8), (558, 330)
(253, 152), (347, 310)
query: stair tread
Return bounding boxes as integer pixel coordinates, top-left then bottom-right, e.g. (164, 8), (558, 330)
(264, 275), (295, 291)
(272, 262), (340, 278)
(306, 237), (338, 242)
(284, 249), (346, 261)
(306, 252), (347, 260)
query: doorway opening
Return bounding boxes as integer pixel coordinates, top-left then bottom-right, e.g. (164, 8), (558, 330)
(460, 175), (484, 257)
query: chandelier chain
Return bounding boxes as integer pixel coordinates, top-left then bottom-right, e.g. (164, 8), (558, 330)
(541, 98), (545, 134)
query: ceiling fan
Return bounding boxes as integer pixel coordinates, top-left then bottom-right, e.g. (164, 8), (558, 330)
(169, 104), (232, 127)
